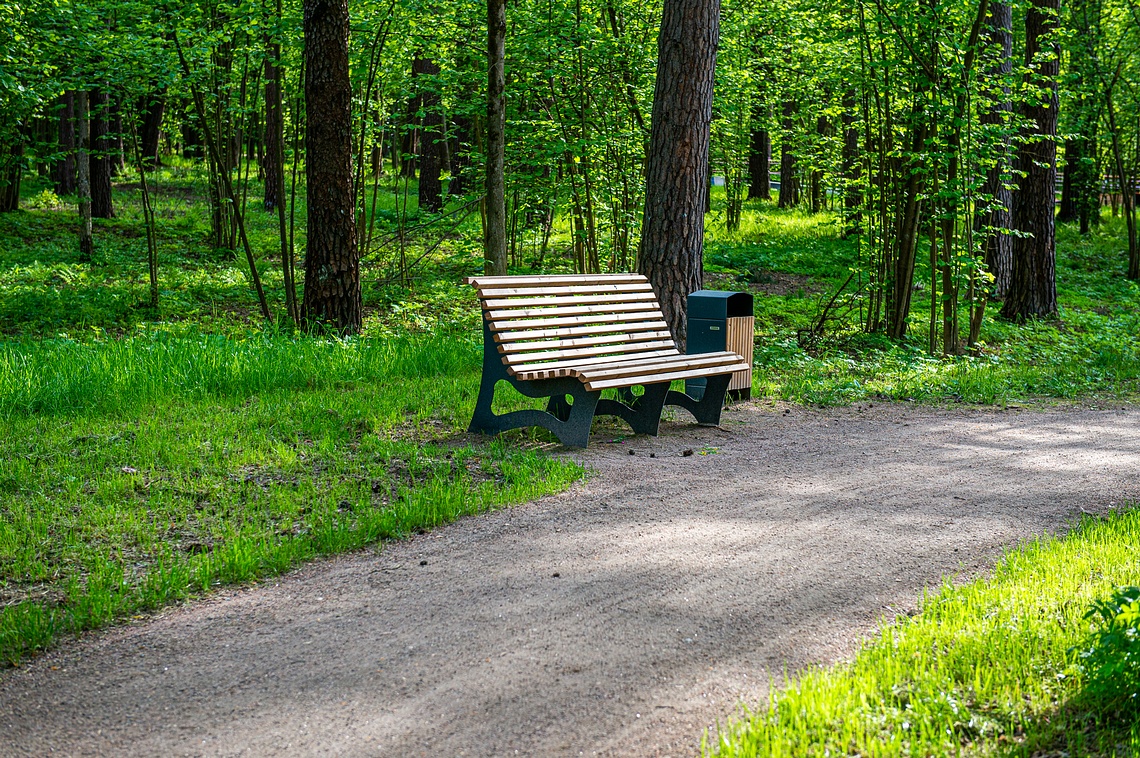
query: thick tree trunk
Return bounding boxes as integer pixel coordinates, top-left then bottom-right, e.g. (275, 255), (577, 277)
(301, 0), (361, 333)
(140, 92), (165, 170)
(777, 99), (798, 209)
(263, 41), (285, 210)
(76, 92), (94, 258)
(415, 56), (444, 213)
(89, 89), (115, 219)
(980, 0), (1013, 299)
(1001, 0), (1059, 321)
(637, 0), (721, 348)
(747, 123), (770, 200)
(484, 0), (508, 275)
(54, 92), (77, 195)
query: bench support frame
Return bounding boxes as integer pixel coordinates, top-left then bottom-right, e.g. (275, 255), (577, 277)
(468, 323), (732, 447)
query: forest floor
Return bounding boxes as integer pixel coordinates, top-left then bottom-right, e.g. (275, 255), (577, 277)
(3, 400), (1138, 757)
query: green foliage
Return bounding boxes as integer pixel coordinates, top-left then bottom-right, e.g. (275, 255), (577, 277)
(712, 509), (1140, 757)
(1078, 586), (1140, 715)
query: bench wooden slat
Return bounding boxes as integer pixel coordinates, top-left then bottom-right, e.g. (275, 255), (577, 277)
(576, 352), (744, 381)
(466, 274), (647, 288)
(497, 329), (674, 354)
(508, 349), (682, 380)
(512, 350), (737, 381)
(485, 300), (658, 320)
(582, 362), (751, 392)
(494, 319), (669, 343)
(487, 310), (668, 331)
(477, 282), (654, 298)
(482, 292), (658, 311)
(501, 339), (677, 366)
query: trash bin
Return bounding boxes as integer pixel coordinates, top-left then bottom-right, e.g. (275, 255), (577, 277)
(685, 290), (754, 401)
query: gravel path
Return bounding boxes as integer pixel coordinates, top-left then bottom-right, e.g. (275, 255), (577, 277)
(3, 403), (1140, 757)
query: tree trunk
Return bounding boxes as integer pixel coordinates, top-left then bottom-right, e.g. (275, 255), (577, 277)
(110, 102), (126, 177)
(747, 122), (770, 200)
(448, 115), (472, 197)
(77, 92), (94, 258)
(54, 92), (77, 195)
(89, 89), (115, 219)
(637, 0), (721, 348)
(980, 0), (1013, 299)
(841, 88), (861, 237)
(1001, 0), (1059, 321)
(1057, 138), (1077, 223)
(301, 0), (361, 333)
(415, 56), (444, 213)
(139, 92), (165, 170)
(484, 0), (508, 275)
(0, 141), (22, 212)
(777, 99), (798, 209)
(263, 40), (285, 210)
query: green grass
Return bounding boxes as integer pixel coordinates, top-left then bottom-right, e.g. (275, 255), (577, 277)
(0, 332), (582, 665)
(711, 508), (1140, 757)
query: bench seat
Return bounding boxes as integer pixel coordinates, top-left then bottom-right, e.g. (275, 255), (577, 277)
(466, 274), (751, 447)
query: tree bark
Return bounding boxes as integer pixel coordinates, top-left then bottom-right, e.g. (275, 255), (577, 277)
(747, 122), (771, 200)
(1001, 0), (1059, 321)
(637, 0), (721, 348)
(777, 99), (798, 209)
(415, 56), (444, 213)
(301, 0), (361, 333)
(263, 40), (285, 210)
(139, 91), (165, 170)
(1057, 137), (1077, 223)
(77, 92), (94, 259)
(54, 92), (77, 195)
(0, 141), (21, 212)
(89, 89), (115, 219)
(484, 0), (508, 275)
(841, 88), (861, 237)
(980, 0), (1013, 299)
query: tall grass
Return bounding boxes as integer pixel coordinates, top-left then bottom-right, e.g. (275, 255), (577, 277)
(0, 331), (480, 419)
(712, 508), (1140, 757)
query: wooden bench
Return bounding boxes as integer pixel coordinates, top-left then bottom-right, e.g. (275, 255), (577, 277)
(466, 274), (751, 447)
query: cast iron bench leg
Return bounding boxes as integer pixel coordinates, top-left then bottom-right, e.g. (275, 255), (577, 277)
(596, 383), (670, 436)
(469, 323), (602, 448)
(665, 373), (732, 426)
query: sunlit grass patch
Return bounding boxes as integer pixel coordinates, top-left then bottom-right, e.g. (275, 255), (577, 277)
(0, 332), (582, 665)
(712, 508), (1140, 757)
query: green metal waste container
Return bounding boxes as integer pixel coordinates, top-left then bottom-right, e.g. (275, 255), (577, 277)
(685, 290), (754, 401)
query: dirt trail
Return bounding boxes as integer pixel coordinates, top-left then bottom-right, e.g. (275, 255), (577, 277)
(3, 403), (1140, 757)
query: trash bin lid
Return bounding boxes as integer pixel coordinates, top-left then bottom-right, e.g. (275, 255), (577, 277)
(687, 290), (754, 319)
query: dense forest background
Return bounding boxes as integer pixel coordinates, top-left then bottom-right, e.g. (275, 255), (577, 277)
(0, 0), (1138, 347)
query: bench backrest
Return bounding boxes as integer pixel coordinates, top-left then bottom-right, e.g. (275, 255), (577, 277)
(465, 274), (678, 370)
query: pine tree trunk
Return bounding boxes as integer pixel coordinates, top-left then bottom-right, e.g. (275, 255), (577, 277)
(747, 122), (770, 200)
(415, 56), (444, 213)
(980, 0), (1013, 299)
(263, 40), (285, 210)
(54, 92), (77, 195)
(777, 99), (798, 208)
(1001, 0), (1059, 321)
(76, 92), (94, 258)
(89, 89), (115, 219)
(301, 0), (361, 333)
(637, 0), (721, 348)
(140, 92), (165, 170)
(484, 0), (508, 275)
